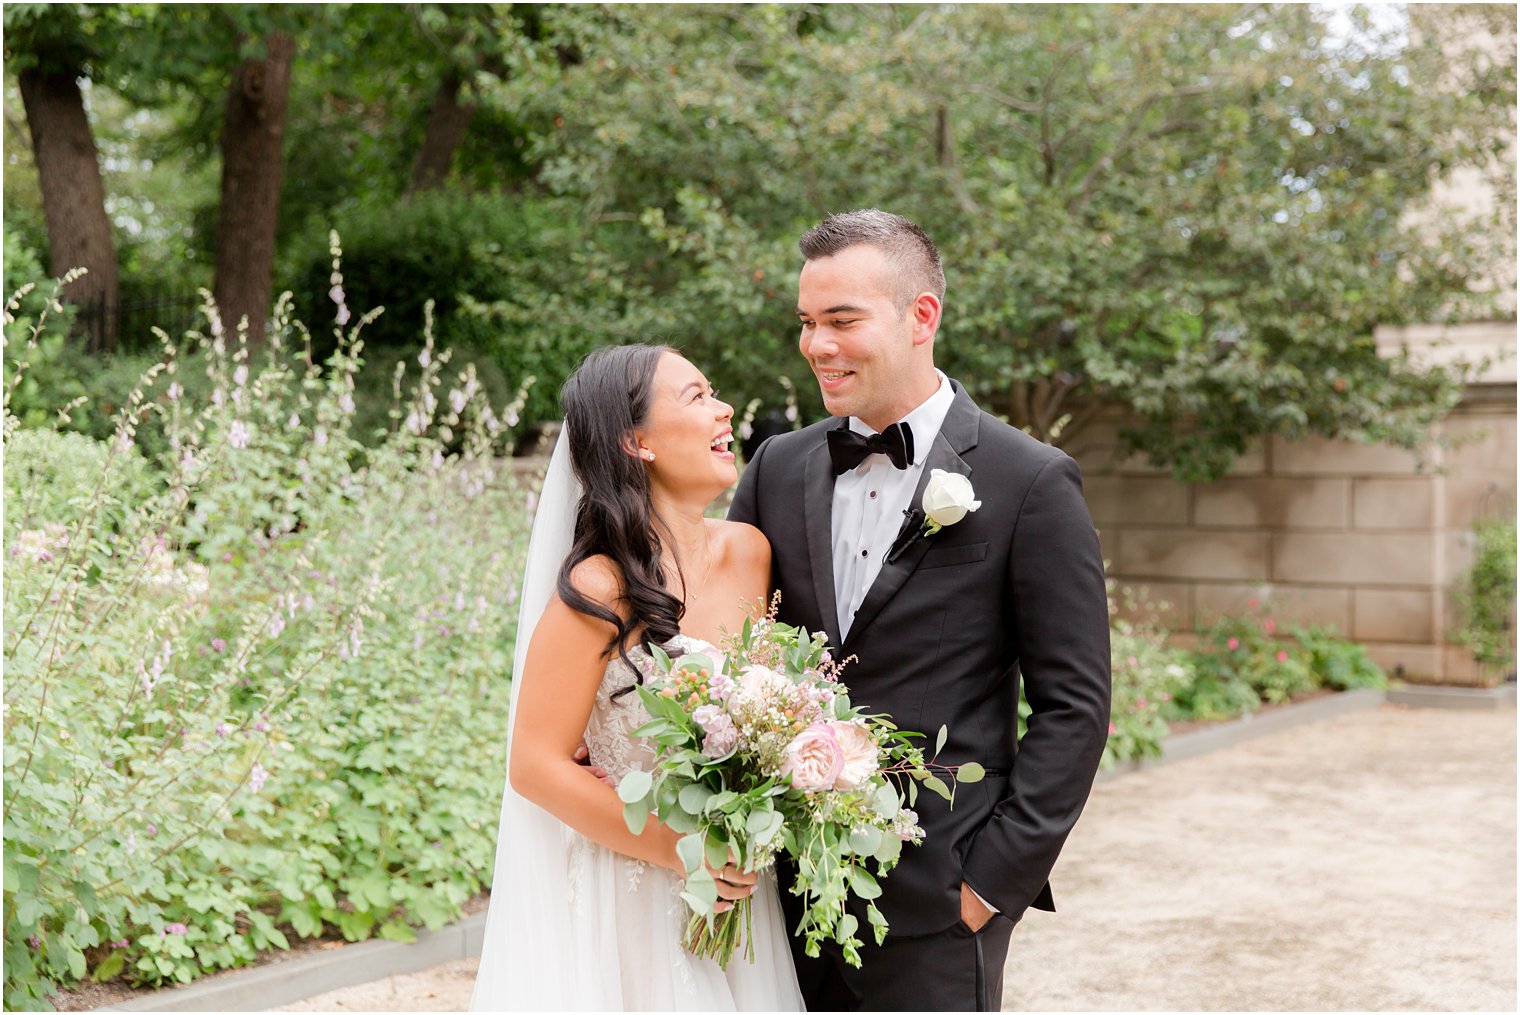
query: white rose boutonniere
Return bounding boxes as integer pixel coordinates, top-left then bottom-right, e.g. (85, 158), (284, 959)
(921, 469), (981, 536)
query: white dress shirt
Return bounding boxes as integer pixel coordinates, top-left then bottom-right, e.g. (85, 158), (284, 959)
(829, 372), (999, 917)
(831, 371), (955, 641)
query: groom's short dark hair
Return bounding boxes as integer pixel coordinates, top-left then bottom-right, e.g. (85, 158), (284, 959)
(799, 209), (946, 315)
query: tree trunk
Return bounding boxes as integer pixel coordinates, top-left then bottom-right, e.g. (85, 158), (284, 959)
(17, 66), (120, 352)
(212, 32), (295, 343)
(407, 72), (474, 193)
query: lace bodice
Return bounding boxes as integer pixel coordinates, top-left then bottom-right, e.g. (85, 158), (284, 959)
(583, 634), (717, 783)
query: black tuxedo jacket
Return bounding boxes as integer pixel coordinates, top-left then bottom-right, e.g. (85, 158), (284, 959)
(728, 379), (1111, 936)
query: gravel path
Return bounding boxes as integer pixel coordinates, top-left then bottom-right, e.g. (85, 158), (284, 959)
(276, 704), (1516, 1012)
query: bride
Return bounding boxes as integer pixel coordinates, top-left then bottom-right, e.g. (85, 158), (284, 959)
(470, 344), (804, 1011)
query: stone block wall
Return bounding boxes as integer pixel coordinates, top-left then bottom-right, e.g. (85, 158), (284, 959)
(1069, 380), (1516, 686)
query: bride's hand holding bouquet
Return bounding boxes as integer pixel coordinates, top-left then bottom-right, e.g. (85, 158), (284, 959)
(618, 596), (983, 969)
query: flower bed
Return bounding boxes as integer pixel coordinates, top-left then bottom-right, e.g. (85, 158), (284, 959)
(4, 262), (532, 1010)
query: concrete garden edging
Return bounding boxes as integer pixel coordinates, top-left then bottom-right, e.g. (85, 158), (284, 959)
(1385, 681), (1517, 710)
(99, 914), (486, 1012)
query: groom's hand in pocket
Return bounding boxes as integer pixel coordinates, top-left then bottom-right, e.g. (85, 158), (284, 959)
(959, 881), (994, 932)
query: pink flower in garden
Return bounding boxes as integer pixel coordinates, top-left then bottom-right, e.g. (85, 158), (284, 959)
(249, 762), (269, 793)
(1136, 697), (1149, 710)
(215, 723), (230, 738)
(160, 923), (188, 937)
(829, 722), (879, 789)
(780, 723), (845, 792)
(1248, 597), (1259, 608)
(111, 938), (129, 950)
(1107, 722), (1117, 736)
(1159, 693), (1172, 702)
(1263, 618), (1277, 634)
(223, 552), (234, 563)
(1276, 650), (1290, 663)
(146, 823), (157, 836)
(1227, 637), (1240, 651)
(211, 638), (227, 653)
(27, 935), (40, 948)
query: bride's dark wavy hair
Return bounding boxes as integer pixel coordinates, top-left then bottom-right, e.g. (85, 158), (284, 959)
(556, 344), (687, 688)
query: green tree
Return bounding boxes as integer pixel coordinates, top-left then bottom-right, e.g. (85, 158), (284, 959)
(4, 4), (122, 350)
(486, 3), (1514, 479)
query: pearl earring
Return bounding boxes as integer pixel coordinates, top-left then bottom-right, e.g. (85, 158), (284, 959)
(642, 450), (656, 462)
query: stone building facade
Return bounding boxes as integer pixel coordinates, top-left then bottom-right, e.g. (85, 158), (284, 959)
(1071, 322), (1516, 686)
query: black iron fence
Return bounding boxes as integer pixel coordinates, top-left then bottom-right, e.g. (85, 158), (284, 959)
(73, 290), (205, 353)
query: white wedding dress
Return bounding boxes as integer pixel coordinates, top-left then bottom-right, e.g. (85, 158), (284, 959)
(470, 434), (802, 1012)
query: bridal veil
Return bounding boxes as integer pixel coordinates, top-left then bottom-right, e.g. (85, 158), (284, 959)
(470, 431), (618, 1010)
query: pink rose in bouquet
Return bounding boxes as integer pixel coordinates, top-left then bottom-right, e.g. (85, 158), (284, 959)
(830, 721), (879, 789)
(780, 723), (845, 791)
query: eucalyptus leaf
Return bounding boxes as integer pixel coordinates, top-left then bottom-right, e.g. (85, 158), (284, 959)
(848, 825), (883, 856)
(846, 865), (883, 900)
(678, 784), (714, 815)
(616, 769), (653, 805)
(704, 835), (732, 871)
(675, 833), (706, 874)
(957, 762), (985, 783)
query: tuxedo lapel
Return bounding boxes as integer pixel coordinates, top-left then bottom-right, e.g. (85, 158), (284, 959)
(803, 435), (843, 649)
(841, 384), (981, 654)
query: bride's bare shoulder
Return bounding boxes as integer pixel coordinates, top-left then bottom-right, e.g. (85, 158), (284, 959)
(713, 520), (771, 570)
(564, 555), (624, 608)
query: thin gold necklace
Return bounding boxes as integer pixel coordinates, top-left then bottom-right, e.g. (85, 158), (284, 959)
(675, 525), (715, 603)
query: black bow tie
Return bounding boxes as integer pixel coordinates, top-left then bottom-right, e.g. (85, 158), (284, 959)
(828, 422), (914, 475)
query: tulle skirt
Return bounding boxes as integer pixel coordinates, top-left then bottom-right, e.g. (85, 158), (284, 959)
(471, 831), (803, 1012)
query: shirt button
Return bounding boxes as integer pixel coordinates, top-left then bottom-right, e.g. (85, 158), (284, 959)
(869, 491), (877, 499)
(860, 549), (868, 558)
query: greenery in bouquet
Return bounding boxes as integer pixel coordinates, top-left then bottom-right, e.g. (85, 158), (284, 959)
(617, 600), (983, 969)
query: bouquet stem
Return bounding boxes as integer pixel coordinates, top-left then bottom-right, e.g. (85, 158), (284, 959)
(683, 897), (755, 969)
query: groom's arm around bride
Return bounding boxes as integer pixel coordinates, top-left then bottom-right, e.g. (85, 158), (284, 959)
(729, 209), (1111, 1011)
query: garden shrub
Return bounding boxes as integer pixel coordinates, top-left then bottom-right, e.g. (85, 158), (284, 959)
(1453, 516), (1517, 677)
(3, 245), (532, 1009)
(282, 191), (604, 432)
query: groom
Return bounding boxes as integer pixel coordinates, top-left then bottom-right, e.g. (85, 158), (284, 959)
(728, 209), (1111, 1011)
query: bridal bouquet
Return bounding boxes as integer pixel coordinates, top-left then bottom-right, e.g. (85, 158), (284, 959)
(617, 597), (983, 969)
